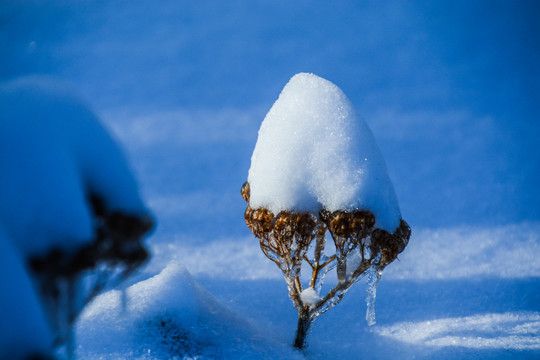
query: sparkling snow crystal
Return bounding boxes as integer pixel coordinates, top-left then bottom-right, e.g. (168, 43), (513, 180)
(248, 72), (401, 232)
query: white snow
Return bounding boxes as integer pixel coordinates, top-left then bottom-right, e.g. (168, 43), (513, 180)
(248, 73), (401, 232)
(75, 262), (199, 358)
(300, 287), (321, 306)
(0, 76), (149, 256)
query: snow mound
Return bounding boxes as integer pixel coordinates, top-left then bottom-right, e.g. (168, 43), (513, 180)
(0, 76), (149, 256)
(76, 262), (304, 359)
(76, 262), (199, 358)
(248, 73), (401, 232)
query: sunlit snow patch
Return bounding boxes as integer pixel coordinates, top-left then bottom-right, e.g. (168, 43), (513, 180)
(375, 312), (540, 350)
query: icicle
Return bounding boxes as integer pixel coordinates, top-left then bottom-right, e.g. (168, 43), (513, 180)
(365, 266), (383, 326)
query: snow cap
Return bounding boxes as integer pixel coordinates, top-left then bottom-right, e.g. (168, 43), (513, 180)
(248, 73), (401, 232)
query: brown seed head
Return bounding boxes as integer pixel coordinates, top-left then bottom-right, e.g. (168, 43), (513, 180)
(349, 210), (375, 237)
(395, 219), (411, 254)
(319, 209), (330, 222)
(241, 181), (250, 203)
(297, 213), (316, 237)
(244, 206), (255, 231)
(274, 211), (296, 241)
(370, 219), (411, 266)
(349, 211), (364, 234)
(274, 211), (291, 231)
(245, 206), (274, 238)
(328, 211), (350, 237)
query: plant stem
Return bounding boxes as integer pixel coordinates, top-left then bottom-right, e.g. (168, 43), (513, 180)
(293, 310), (312, 349)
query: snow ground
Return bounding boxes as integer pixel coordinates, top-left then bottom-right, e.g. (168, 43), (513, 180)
(75, 223), (540, 359)
(1, 0), (539, 359)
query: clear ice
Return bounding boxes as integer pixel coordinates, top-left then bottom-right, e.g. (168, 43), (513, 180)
(365, 265), (383, 326)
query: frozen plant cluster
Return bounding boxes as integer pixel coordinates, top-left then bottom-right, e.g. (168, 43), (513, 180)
(244, 73), (410, 348)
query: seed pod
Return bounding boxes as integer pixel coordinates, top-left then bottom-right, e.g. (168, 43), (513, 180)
(241, 181), (250, 203)
(329, 211), (349, 237)
(297, 213), (316, 237)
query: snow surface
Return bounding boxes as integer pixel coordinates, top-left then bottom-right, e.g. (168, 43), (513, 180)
(248, 73), (401, 232)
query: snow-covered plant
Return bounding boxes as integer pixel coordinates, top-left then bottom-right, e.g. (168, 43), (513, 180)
(0, 77), (153, 358)
(242, 73), (411, 349)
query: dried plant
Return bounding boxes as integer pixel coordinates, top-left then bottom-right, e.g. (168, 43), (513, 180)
(242, 181), (410, 349)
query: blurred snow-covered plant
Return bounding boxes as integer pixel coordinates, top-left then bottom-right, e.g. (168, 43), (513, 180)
(0, 77), (154, 358)
(242, 73), (410, 349)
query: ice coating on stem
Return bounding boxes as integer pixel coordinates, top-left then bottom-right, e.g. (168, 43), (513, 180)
(248, 73), (401, 232)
